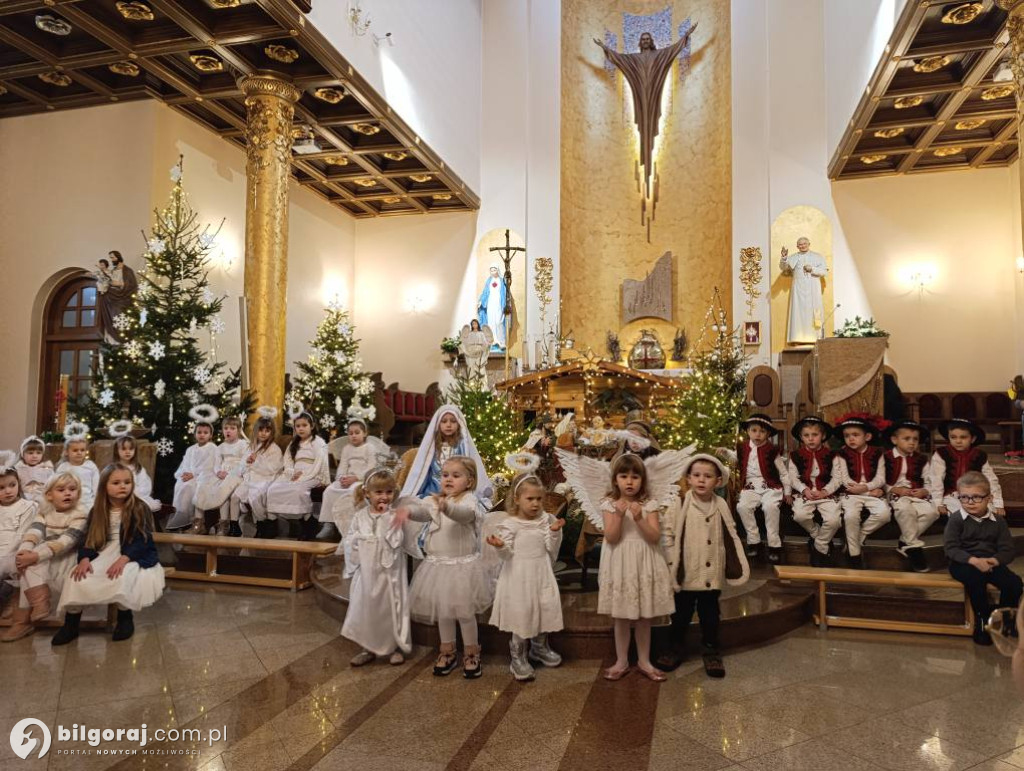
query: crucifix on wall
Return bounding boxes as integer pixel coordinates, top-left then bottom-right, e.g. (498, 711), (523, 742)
(489, 228), (525, 379)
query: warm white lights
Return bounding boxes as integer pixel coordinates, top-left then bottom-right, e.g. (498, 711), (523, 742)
(403, 283), (437, 313)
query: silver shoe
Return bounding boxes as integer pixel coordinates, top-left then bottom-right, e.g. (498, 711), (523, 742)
(528, 634), (563, 667)
(316, 522), (340, 541)
(509, 640), (535, 681)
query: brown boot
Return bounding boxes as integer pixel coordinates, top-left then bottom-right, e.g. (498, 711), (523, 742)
(24, 585), (51, 622)
(0, 588), (16, 623)
(190, 517), (206, 534)
(1, 607), (34, 642)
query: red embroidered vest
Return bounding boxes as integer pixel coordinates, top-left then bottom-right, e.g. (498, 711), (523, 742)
(839, 445), (883, 484)
(737, 441), (783, 489)
(791, 447), (835, 491)
(936, 446), (987, 495)
(883, 450), (926, 488)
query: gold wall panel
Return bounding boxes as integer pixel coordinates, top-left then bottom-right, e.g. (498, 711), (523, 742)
(769, 205), (835, 354)
(561, 0), (732, 360)
(474, 228), (527, 360)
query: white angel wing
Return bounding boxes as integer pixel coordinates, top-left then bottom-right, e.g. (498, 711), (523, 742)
(482, 325), (494, 347)
(644, 445), (696, 508)
(459, 324), (473, 344)
(366, 436), (390, 456)
(555, 448), (610, 531)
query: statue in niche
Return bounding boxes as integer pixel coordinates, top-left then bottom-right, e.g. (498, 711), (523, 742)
(477, 265), (507, 351)
(778, 237), (828, 345)
(459, 319), (493, 382)
(621, 252), (673, 325)
(594, 25), (698, 207)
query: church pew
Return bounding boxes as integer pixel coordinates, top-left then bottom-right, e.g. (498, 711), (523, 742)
(154, 533), (333, 591)
(774, 565), (973, 637)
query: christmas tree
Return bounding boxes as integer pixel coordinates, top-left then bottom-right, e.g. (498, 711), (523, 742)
(444, 373), (527, 477)
(289, 302), (373, 438)
(655, 289), (747, 453)
(82, 157), (251, 491)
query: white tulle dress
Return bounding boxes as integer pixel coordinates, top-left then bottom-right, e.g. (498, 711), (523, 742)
(489, 514), (564, 639)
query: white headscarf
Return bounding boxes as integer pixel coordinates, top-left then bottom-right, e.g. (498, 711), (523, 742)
(399, 404), (493, 503)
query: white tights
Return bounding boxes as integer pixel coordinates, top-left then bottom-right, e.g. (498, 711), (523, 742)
(437, 616), (478, 647)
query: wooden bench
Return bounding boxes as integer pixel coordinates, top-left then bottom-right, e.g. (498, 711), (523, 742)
(155, 533), (334, 591)
(774, 565), (973, 637)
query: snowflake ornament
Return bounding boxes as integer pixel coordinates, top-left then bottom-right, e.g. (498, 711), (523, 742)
(170, 163), (182, 182)
(112, 313), (131, 332)
(337, 322), (351, 337)
(199, 232), (214, 248)
(148, 341), (165, 360)
(97, 388), (115, 408)
(153, 379), (166, 399)
(124, 341), (143, 359)
(335, 396), (344, 414)
(321, 414), (336, 430)
(193, 366), (211, 385)
(156, 437), (175, 457)
(201, 288), (214, 305)
(138, 308), (148, 328)
(209, 316), (225, 335)
(147, 237), (166, 253)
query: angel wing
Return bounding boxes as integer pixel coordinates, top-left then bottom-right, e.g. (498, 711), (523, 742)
(481, 325), (494, 347)
(555, 448), (610, 531)
(366, 436), (390, 456)
(644, 445), (696, 508)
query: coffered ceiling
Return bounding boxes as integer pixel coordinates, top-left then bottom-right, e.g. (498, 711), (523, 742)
(0, 0), (480, 217)
(829, 0), (1017, 180)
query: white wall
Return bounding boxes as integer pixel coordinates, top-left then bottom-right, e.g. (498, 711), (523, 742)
(309, 0), (483, 192)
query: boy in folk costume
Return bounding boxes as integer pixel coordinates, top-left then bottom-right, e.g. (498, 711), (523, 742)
(884, 420), (938, 573)
(734, 414), (791, 564)
(834, 414), (891, 569)
(787, 417), (842, 567)
(929, 418), (1005, 518)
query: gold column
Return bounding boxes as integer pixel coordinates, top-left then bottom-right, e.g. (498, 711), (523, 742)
(999, 1), (1024, 245)
(239, 73), (300, 421)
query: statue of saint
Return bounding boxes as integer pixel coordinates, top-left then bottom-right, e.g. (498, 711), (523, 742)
(594, 26), (697, 196)
(477, 265), (507, 350)
(97, 250), (139, 344)
(778, 237), (828, 345)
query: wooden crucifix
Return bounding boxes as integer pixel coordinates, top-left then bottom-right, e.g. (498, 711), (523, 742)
(489, 228), (525, 380)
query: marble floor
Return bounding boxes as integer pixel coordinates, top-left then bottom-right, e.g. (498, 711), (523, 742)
(1, 582), (1022, 771)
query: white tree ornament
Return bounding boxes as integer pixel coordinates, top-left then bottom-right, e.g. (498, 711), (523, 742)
(321, 414), (336, 430)
(153, 379), (166, 399)
(98, 388), (115, 408)
(139, 308), (148, 327)
(148, 341), (166, 360)
(209, 316), (226, 335)
(123, 341), (142, 359)
(112, 313), (132, 332)
(147, 237), (166, 253)
(193, 366), (211, 385)
(156, 437), (175, 456)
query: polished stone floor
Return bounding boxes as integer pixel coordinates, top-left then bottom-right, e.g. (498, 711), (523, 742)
(1, 582), (1022, 771)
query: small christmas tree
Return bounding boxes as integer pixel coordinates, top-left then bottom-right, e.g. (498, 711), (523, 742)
(289, 302), (373, 438)
(82, 157), (252, 492)
(655, 289), (747, 453)
(445, 374), (527, 478)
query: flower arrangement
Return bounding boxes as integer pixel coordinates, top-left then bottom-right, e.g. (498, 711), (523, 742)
(835, 316), (889, 338)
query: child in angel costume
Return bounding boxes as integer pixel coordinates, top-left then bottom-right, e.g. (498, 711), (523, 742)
(266, 409), (330, 539)
(317, 405), (389, 542)
(661, 454), (749, 678)
(487, 458), (565, 682)
(397, 454), (493, 679)
(0, 458), (38, 638)
(231, 410), (285, 539)
(195, 416), (248, 536)
(167, 415), (219, 531)
(5, 472), (86, 641)
(338, 467), (414, 667)
(56, 423), (99, 510)
(113, 434), (161, 513)
(53, 463), (165, 646)
(557, 444), (692, 682)
(15, 436), (53, 503)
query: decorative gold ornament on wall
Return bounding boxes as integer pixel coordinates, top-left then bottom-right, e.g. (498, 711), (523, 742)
(382, 196), (402, 204)
(739, 247), (763, 317)
(116, 2), (154, 21)
(941, 2), (983, 24)
(409, 173), (432, 183)
(38, 71), (72, 87)
(432, 193), (452, 201)
(210, 0), (242, 8)
(981, 84), (1015, 100)
(265, 45), (299, 64)
(873, 127), (904, 139)
(352, 123), (380, 136)
(933, 145), (963, 157)
(323, 155), (349, 166)
(190, 54), (223, 72)
(109, 61), (141, 77)
(954, 118), (986, 130)
(893, 95), (923, 109)
(383, 151), (408, 161)
(313, 87), (345, 104)
(912, 55), (950, 73)
(860, 154), (888, 164)
(352, 178), (377, 188)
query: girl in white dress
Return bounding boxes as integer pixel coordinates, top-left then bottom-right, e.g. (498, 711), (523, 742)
(486, 471), (565, 681)
(319, 418), (382, 540)
(167, 422), (219, 531)
(342, 468), (412, 667)
(195, 417), (248, 536)
(266, 412), (330, 538)
(113, 436), (161, 513)
(56, 436), (99, 510)
(7, 473), (87, 641)
(15, 436), (53, 503)
(0, 462), (38, 639)
(396, 455), (493, 679)
(232, 413), (284, 539)
(53, 463), (165, 645)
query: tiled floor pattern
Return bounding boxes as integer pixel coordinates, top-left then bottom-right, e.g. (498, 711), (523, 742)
(1, 582), (1022, 771)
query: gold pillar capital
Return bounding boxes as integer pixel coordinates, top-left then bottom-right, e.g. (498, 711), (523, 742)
(241, 71), (297, 425)
(996, 0), (1024, 12)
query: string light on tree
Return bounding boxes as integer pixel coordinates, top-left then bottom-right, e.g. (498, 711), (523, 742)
(445, 372), (527, 477)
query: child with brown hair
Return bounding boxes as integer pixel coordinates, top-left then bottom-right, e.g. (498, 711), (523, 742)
(487, 467), (565, 681)
(56, 425), (99, 509)
(113, 435), (161, 513)
(788, 417), (842, 566)
(884, 420), (938, 573)
(0, 458), (37, 633)
(232, 411), (285, 538)
(53, 463), (165, 645)
(195, 416), (248, 536)
(930, 418), (1005, 518)
(16, 436), (53, 503)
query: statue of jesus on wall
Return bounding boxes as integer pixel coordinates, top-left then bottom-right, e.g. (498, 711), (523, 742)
(594, 25), (697, 196)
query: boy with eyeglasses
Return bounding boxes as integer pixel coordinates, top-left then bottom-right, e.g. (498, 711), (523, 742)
(944, 471), (1022, 646)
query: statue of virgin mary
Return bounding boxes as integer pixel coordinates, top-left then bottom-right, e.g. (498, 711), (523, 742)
(477, 265), (507, 351)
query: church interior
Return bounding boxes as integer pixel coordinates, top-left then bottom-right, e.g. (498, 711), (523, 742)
(1, 0), (1024, 769)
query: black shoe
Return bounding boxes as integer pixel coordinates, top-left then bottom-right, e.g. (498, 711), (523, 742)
(766, 547), (783, 565)
(745, 543), (760, 558)
(848, 554), (864, 570)
(654, 651), (685, 672)
(228, 522), (242, 537)
(255, 520), (275, 539)
(908, 548), (930, 573)
(702, 647), (725, 678)
(807, 539), (818, 567)
(112, 609), (134, 641)
(51, 612), (81, 646)
(973, 628), (994, 646)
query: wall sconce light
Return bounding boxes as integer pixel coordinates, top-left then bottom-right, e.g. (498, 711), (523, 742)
(909, 269), (933, 297)
(348, 0), (371, 36)
(403, 283), (437, 313)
